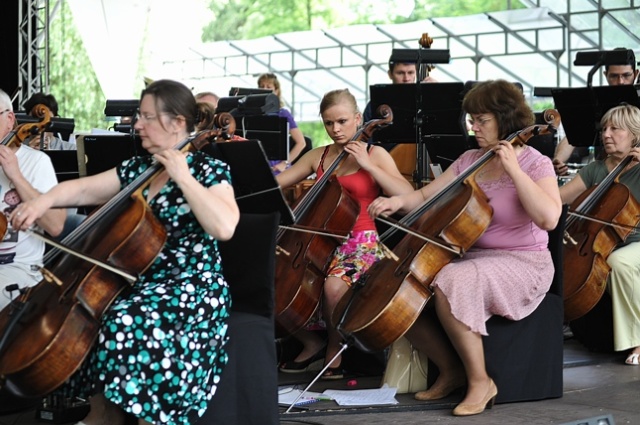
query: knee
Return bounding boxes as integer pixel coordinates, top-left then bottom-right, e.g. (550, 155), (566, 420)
(323, 278), (348, 308)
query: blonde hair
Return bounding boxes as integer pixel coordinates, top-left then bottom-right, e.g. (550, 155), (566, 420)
(257, 73), (284, 107)
(601, 103), (640, 145)
(319, 89), (359, 116)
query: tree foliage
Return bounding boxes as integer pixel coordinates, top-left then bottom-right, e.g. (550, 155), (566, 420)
(49, 2), (105, 133)
(202, 0), (523, 41)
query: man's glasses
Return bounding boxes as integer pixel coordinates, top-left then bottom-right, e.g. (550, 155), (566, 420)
(606, 72), (635, 81)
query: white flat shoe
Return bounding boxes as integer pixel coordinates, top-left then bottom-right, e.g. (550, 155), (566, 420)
(625, 353), (639, 365)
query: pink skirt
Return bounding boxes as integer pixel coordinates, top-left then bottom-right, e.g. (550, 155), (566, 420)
(431, 248), (554, 336)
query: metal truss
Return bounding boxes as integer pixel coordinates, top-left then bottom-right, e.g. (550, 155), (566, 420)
(166, 3), (639, 120)
(17, 0), (61, 108)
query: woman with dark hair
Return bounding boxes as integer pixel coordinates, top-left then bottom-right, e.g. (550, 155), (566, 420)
(368, 79), (562, 416)
(12, 79), (239, 425)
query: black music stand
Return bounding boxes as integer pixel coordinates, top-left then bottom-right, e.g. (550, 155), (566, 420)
(369, 82), (467, 178)
(228, 87), (273, 97)
(233, 115), (290, 161)
(76, 134), (147, 176)
(202, 140), (294, 225)
(551, 85), (639, 147)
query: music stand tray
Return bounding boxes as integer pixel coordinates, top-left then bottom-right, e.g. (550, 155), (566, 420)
(551, 85), (639, 147)
(203, 140), (294, 225)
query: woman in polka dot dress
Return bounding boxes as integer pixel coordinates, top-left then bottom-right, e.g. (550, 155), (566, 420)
(12, 79), (240, 425)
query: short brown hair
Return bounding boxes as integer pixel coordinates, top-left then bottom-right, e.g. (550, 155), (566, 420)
(462, 80), (534, 139)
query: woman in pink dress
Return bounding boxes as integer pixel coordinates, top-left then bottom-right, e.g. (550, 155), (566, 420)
(368, 80), (562, 416)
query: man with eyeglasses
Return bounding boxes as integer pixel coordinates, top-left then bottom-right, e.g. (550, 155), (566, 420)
(0, 88), (66, 309)
(553, 48), (639, 175)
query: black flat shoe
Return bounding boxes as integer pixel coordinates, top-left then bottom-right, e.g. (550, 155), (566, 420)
(279, 345), (326, 373)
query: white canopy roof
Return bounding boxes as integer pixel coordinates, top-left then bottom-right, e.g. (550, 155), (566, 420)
(68, 0), (640, 122)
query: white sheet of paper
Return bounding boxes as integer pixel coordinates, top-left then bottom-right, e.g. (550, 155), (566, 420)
(322, 385), (398, 406)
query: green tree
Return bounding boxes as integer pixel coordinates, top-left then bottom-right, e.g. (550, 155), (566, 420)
(49, 2), (105, 133)
(409, 0), (523, 21)
(203, 0), (360, 41)
(203, 0), (523, 41)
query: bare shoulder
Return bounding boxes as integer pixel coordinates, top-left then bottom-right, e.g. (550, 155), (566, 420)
(369, 144), (394, 161)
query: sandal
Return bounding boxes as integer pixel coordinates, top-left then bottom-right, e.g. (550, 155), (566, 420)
(625, 353), (639, 365)
(321, 366), (344, 380)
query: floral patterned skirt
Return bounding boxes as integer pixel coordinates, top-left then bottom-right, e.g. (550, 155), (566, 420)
(326, 230), (385, 286)
(306, 230), (384, 330)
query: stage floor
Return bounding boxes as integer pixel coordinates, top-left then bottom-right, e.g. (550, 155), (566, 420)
(2, 339), (639, 425)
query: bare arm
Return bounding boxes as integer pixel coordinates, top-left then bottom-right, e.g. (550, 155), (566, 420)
(154, 150), (239, 241)
(11, 168), (122, 231)
(558, 174), (588, 206)
(276, 148), (319, 189)
(499, 143), (562, 230)
(552, 137), (573, 176)
(368, 165), (458, 218)
(347, 144), (413, 196)
(0, 145), (67, 236)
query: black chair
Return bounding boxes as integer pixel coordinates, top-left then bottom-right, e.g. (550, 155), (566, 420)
(197, 212), (280, 425)
(483, 205), (567, 403)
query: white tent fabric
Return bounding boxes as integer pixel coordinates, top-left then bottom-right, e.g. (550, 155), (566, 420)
(67, 0), (640, 122)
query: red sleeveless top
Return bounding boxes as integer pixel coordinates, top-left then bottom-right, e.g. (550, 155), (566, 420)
(317, 146), (380, 233)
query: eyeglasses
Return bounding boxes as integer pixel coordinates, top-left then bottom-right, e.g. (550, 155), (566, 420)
(606, 72), (635, 81)
(467, 116), (494, 128)
(135, 111), (159, 123)
(135, 110), (176, 124)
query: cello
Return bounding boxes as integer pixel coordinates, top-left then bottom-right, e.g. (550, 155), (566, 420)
(562, 143), (640, 322)
(0, 119), (233, 399)
(333, 110), (560, 353)
(274, 107), (393, 336)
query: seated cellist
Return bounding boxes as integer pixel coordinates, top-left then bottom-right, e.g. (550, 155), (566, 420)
(11, 79), (239, 425)
(559, 103), (640, 366)
(368, 79), (562, 416)
(276, 88), (413, 379)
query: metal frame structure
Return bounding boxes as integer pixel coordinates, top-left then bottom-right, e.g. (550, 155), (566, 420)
(20, 1), (640, 122)
(17, 0), (61, 108)
(156, 3), (639, 122)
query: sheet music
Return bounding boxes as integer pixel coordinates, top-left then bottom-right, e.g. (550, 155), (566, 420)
(322, 385), (398, 406)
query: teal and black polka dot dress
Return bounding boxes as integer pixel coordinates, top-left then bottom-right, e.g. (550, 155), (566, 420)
(58, 151), (232, 425)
